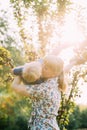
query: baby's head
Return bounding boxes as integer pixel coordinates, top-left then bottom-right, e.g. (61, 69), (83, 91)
(42, 55), (64, 79)
(13, 55), (64, 83)
(22, 61), (42, 83)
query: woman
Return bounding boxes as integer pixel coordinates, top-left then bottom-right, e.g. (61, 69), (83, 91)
(12, 55), (67, 130)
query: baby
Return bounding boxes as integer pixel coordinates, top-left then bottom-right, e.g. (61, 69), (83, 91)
(12, 55), (64, 84)
(13, 61), (42, 84)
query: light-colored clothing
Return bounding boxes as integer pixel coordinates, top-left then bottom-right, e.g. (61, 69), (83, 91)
(26, 78), (61, 130)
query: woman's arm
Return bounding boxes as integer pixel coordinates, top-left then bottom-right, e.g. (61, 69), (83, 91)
(12, 76), (47, 99)
(12, 76), (30, 97)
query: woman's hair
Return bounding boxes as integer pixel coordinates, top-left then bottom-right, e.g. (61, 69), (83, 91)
(43, 55), (64, 77)
(43, 55), (67, 92)
(22, 61), (42, 83)
(57, 71), (67, 92)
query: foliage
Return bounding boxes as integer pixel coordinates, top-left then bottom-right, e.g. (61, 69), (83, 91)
(10, 0), (39, 60)
(66, 106), (87, 130)
(0, 9), (22, 49)
(0, 46), (31, 130)
(80, 109), (87, 128)
(0, 8), (32, 130)
(24, 0), (49, 15)
(57, 0), (72, 16)
(57, 39), (87, 129)
(1, 0), (87, 130)
(57, 69), (79, 129)
(0, 91), (32, 130)
(57, 62), (87, 130)
(0, 47), (13, 87)
(10, 0), (73, 57)
(71, 41), (87, 66)
(0, 47), (11, 66)
(66, 106), (81, 130)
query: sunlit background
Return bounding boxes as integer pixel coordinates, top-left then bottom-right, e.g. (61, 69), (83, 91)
(0, 0), (87, 105)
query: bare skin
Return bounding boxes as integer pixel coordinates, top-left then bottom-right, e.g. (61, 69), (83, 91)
(12, 55), (66, 96)
(12, 76), (30, 97)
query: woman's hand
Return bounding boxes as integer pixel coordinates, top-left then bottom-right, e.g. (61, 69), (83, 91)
(12, 76), (22, 86)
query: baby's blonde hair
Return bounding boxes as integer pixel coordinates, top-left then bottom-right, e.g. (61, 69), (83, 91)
(22, 61), (42, 83)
